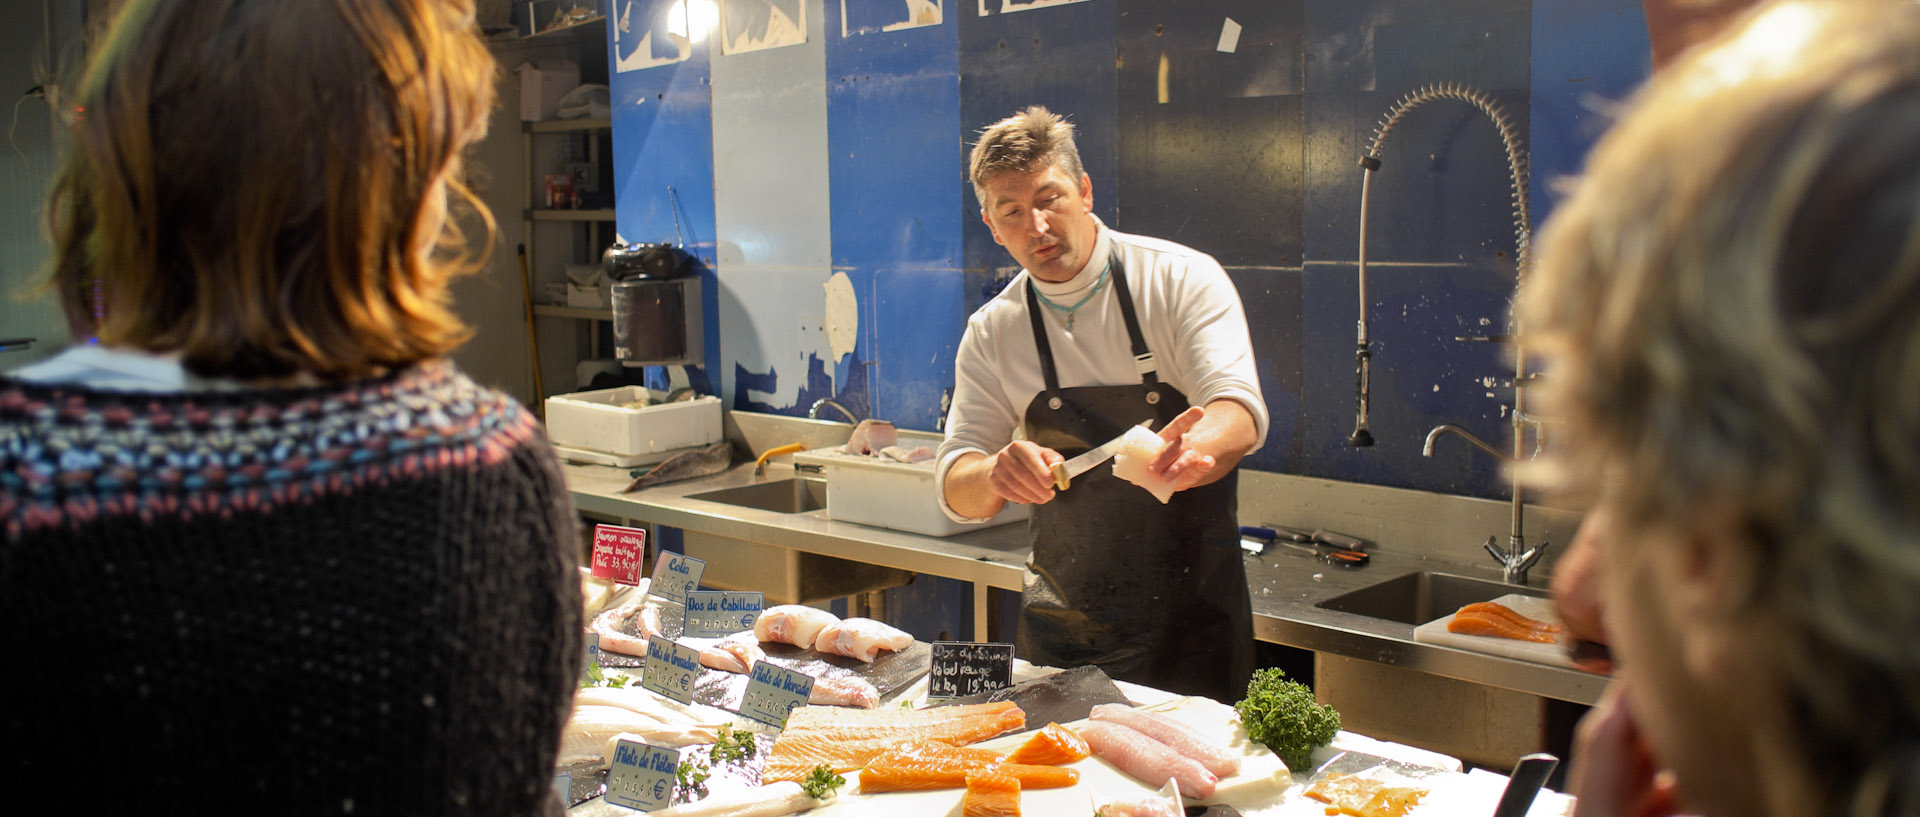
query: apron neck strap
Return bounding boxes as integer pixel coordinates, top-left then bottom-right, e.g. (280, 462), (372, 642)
(1025, 238), (1159, 396)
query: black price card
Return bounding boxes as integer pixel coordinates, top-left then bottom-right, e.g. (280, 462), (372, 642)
(928, 641), (1015, 699)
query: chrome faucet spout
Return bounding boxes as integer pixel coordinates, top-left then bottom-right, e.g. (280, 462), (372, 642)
(808, 398), (858, 423)
(1422, 424), (1509, 461)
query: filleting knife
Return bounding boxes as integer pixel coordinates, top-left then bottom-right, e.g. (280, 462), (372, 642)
(1048, 420), (1153, 491)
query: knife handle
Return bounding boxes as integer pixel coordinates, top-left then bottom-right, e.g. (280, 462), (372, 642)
(1050, 462), (1070, 491)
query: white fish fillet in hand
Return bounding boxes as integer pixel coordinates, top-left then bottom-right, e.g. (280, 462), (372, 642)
(1082, 720), (1218, 799)
(1091, 703), (1242, 777)
(754, 604), (841, 649)
(1109, 425), (1179, 503)
(812, 618), (913, 662)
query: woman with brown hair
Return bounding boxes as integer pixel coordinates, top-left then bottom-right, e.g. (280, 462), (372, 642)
(1522, 1), (1920, 814)
(1, 1), (581, 814)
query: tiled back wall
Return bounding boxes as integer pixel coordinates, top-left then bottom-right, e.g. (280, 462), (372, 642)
(609, 0), (1651, 501)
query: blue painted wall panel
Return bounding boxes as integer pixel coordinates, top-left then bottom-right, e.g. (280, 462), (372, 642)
(1528, 0), (1649, 224)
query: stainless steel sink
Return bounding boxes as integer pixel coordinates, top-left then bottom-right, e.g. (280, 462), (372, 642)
(686, 478), (827, 513)
(1315, 571), (1548, 625)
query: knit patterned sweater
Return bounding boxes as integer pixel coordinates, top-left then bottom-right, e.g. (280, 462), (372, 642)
(0, 361), (583, 816)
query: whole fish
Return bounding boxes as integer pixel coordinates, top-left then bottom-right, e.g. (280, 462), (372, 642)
(624, 441), (735, 492)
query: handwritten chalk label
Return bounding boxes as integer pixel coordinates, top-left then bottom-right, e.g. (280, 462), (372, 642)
(928, 641), (1015, 699)
(683, 590), (764, 638)
(605, 738), (678, 811)
(740, 660), (814, 728)
(649, 552), (706, 604)
(591, 524), (647, 585)
(640, 635), (702, 705)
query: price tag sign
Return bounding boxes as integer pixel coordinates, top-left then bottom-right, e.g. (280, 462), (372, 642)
(605, 738), (678, 811)
(928, 641), (1015, 699)
(649, 552), (706, 605)
(590, 524), (647, 586)
(683, 591), (764, 638)
(640, 635), (702, 705)
(739, 660), (814, 728)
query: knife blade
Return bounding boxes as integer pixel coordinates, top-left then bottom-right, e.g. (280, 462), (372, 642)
(1490, 752), (1559, 817)
(1049, 420), (1153, 491)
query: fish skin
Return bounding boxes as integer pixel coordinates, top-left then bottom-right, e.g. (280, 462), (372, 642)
(1089, 704), (1241, 777)
(624, 441), (734, 492)
(1005, 722), (1090, 766)
(807, 675), (880, 709)
(855, 741), (1077, 792)
(1457, 601), (1562, 632)
(1081, 720), (1218, 800)
(1446, 610), (1558, 643)
(697, 635), (767, 674)
(962, 770), (1023, 817)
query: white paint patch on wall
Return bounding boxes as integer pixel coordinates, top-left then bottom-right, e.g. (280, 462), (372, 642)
(824, 271), (858, 362)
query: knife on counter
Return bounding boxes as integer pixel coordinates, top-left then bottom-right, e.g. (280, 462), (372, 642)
(1049, 420), (1152, 491)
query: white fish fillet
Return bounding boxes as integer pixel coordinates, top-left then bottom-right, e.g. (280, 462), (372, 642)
(812, 618), (914, 663)
(589, 597), (664, 657)
(807, 674), (880, 709)
(1082, 720), (1218, 800)
(1110, 425), (1177, 503)
(1091, 703), (1242, 777)
(698, 634), (768, 674)
(754, 605), (841, 649)
(647, 781), (822, 817)
(559, 705), (721, 766)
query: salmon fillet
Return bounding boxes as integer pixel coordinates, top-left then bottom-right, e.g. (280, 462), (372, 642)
(857, 740), (1078, 792)
(1004, 722), (1090, 766)
(1457, 601), (1562, 633)
(962, 770), (1022, 817)
(762, 701), (1027, 782)
(1446, 610), (1557, 643)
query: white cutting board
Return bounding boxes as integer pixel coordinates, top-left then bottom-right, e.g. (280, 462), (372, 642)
(1412, 593), (1575, 669)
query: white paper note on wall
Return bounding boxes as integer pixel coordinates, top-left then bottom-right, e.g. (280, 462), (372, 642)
(1218, 17), (1242, 53)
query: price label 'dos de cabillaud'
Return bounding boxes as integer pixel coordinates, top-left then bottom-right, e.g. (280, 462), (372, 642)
(648, 551), (706, 605)
(605, 738), (677, 811)
(739, 660), (813, 728)
(683, 590), (764, 638)
(928, 641), (1015, 699)
(590, 524), (647, 586)
(640, 635), (702, 705)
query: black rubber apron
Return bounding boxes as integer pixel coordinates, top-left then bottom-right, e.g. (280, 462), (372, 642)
(1016, 246), (1255, 703)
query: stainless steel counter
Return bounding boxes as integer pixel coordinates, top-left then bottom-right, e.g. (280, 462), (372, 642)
(559, 453), (1607, 707)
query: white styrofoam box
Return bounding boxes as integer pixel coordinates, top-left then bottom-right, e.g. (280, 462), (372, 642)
(543, 387), (721, 459)
(793, 448), (1028, 537)
(515, 60), (579, 121)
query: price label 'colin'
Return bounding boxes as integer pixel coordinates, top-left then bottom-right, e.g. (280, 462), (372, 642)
(605, 738), (677, 811)
(739, 660), (813, 728)
(928, 641), (1015, 699)
(590, 524), (647, 586)
(683, 591), (764, 638)
(649, 552), (706, 605)
(640, 635), (702, 705)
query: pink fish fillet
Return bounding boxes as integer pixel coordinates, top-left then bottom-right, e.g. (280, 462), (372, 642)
(812, 618), (914, 663)
(753, 605), (841, 649)
(807, 675), (880, 709)
(1081, 721), (1218, 800)
(589, 598), (664, 657)
(1090, 704), (1241, 777)
(698, 636), (768, 674)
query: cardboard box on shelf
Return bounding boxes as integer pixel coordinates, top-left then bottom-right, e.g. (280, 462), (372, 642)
(516, 60), (579, 122)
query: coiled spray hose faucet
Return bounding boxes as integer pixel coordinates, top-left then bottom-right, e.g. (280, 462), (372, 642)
(1350, 82), (1532, 446)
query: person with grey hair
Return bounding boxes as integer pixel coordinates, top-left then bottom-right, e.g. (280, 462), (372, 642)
(934, 106), (1268, 701)
(1518, 1), (1920, 814)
